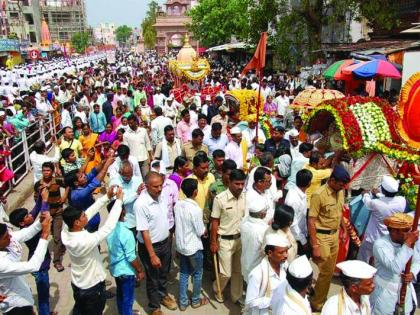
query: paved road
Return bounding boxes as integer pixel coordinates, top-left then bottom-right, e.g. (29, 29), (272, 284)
(17, 193), (420, 315)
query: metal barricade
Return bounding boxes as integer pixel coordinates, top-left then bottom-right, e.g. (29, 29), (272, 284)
(3, 113), (60, 196)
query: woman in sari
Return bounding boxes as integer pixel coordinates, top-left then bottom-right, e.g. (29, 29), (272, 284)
(73, 117), (83, 140)
(169, 156), (191, 189)
(111, 107), (124, 130)
(78, 123), (101, 173)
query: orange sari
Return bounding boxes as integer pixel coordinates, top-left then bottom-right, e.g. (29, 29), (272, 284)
(79, 132), (101, 173)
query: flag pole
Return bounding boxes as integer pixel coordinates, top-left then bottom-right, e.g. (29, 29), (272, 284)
(395, 186), (420, 315)
(255, 69), (263, 151)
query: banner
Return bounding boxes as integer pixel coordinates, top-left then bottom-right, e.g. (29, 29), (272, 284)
(0, 39), (20, 52)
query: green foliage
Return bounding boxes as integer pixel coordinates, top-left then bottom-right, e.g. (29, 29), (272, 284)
(71, 31), (90, 54)
(188, 0), (250, 47)
(115, 25), (133, 44)
(141, 0), (159, 49)
(7, 32), (18, 40)
(188, 0), (398, 66)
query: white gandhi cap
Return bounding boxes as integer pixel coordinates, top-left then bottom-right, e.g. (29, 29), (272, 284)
(230, 126), (241, 134)
(248, 199), (267, 213)
(381, 175), (399, 193)
(265, 233), (290, 248)
(336, 260), (377, 279)
(288, 255), (313, 278)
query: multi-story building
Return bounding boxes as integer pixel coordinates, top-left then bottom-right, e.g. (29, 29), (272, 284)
(154, 0), (198, 55)
(41, 0), (87, 42)
(2, 0), (86, 44)
(93, 22), (116, 45)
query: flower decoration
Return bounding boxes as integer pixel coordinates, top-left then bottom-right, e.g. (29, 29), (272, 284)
(226, 90), (264, 121)
(304, 96), (420, 162)
(259, 115), (273, 139)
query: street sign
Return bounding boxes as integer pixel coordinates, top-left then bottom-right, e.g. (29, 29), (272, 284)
(29, 50), (39, 60)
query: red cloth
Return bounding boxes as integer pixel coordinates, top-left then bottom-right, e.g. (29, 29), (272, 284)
(241, 32), (267, 76)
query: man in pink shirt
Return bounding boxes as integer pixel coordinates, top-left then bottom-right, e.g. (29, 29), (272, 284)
(177, 109), (193, 144)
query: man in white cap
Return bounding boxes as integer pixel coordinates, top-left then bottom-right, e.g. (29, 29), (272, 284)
(240, 198), (269, 282)
(201, 95), (211, 116)
(225, 126), (246, 170)
(163, 95), (178, 125)
(153, 86), (166, 108)
(321, 260), (377, 315)
(244, 233), (290, 315)
(272, 255), (313, 315)
(357, 175), (407, 264)
(285, 129), (301, 159)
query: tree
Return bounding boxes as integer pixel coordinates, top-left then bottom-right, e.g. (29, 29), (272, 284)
(115, 25), (133, 44)
(188, 0), (250, 47)
(141, 0), (159, 49)
(71, 31), (90, 54)
(7, 32), (18, 40)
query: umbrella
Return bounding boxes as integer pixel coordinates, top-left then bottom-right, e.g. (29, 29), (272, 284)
(342, 61), (366, 75)
(349, 60), (401, 79)
(323, 59), (358, 80)
(291, 88), (345, 108)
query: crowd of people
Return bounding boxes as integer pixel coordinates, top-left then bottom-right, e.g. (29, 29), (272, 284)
(0, 50), (417, 315)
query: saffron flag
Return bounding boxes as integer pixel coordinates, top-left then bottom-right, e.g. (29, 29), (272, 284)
(241, 32), (267, 77)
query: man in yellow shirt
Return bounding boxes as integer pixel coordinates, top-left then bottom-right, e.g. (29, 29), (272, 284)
(180, 153), (215, 217)
(303, 151), (332, 208)
(55, 127), (83, 165)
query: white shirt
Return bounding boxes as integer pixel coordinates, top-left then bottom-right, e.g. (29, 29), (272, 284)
(242, 127), (266, 157)
(363, 193), (406, 244)
(275, 96), (289, 116)
(74, 110), (87, 124)
(0, 222), (48, 312)
(321, 289), (371, 315)
(61, 109), (73, 128)
(245, 258), (288, 315)
(108, 156), (142, 179)
(174, 198), (205, 256)
(151, 115), (173, 147)
(285, 186), (308, 245)
(61, 196), (122, 289)
(246, 187), (274, 224)
(240, 216), (268, 282)
(247, 167), (282, 203)
(36, 99), (53, 116)
(29, 151), (57, 183)
(153, 93), (166, 107)
(225, 141), (243, 169)
(135, 190), (169, 244)
(123, 127), (152, 162)
(273, 284), (311, 315)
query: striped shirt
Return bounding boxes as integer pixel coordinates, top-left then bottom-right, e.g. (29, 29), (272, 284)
(174, 199), (206, 256)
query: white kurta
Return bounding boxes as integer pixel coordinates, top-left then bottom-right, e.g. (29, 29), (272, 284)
(245, 258), (288, 315)
(321, 289), (371, 315)
(242, 127), (266, 158)
(272, 284), (311, 315)
(370, 235), (420, 315)
(358, 193), (406, 262)
(240, 217), (268, 282)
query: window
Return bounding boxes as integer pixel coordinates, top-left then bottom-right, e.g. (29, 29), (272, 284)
(9, 12), (19, 19)
(24, 13), (34, 25)
(29, 31), (37, 43)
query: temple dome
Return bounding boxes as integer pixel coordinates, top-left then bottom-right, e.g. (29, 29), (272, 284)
(176, 34), (197, 62)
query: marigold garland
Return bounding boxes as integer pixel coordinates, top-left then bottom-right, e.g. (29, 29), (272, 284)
(226, 90), (264, 121)
(304, 96), (420, 163)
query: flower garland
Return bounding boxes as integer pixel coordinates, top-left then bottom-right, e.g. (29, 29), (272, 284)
(259, 115), (273, 139)
(399, 177), (418, 211)
(226, 90), (264, 121)
(350, 102), (392, 150)
(374, 142), (420, 164)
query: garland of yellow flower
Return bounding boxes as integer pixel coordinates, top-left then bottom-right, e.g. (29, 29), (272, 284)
(226, 90), (264, 121)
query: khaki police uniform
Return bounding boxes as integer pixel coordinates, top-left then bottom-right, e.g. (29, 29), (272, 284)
(211, 189), (245, 303)
(308, 183), (344, 310)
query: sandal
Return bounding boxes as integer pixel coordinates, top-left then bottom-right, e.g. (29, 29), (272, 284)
(191, 297), (209, 309)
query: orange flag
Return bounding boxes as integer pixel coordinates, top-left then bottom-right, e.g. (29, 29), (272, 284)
(241, 32), (267, 77)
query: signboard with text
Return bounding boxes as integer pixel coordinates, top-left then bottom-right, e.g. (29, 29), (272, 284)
(0, 39), (20, 52)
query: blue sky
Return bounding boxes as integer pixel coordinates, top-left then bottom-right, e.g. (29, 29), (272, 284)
(85, 0), (165, 28)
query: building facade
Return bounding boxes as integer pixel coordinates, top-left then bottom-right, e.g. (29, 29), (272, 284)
(153, 0), (198, 55)
(41, 0), (87, 42)
(94, 23), (116, 45)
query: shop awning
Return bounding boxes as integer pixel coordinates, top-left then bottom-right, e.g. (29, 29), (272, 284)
(206, 42), (252, 52)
